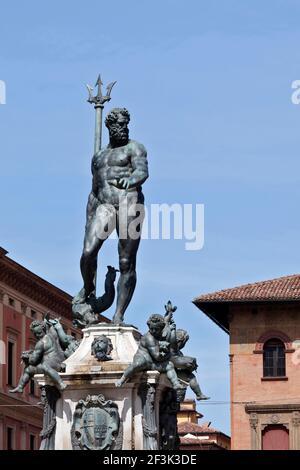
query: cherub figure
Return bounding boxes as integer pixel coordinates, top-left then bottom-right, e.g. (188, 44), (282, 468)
(162, 301), (209, 401)
(116, 314), (183, 390)
(171, 329), (209, 400)
(10, 317), (79, 394)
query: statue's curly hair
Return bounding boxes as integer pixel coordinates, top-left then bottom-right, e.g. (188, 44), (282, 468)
(147, 314), (165, 329)
(176, 328), (190, 340)
(176, 329), (189, 342)
(105, 107), (130, 128)
(30, 319), (45, 332)
(175, 329), (189, 350)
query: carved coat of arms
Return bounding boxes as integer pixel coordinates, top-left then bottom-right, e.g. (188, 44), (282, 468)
(71, 394), (121, 450)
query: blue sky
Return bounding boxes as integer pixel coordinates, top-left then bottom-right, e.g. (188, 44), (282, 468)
(1, 0), (300, 435)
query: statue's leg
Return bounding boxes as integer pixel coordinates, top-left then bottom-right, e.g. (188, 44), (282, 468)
(165, 363), (184, 389)
(115, 364), (136, 387)
(40, 366), (66, 391)
(116, 361), (147, 387)
(113, 207), (144, 324)
(189, 373), (210, 400)
(80, 208), (115, 299)
(9, 365), (36, 393)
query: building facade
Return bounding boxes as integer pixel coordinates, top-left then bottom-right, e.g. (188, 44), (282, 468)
(0, 247), (83, 450)
(194, 274), (300, 450)
(177, 399), (230, 450)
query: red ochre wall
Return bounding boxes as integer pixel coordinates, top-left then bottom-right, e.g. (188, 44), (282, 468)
(229, 303), (300, 450)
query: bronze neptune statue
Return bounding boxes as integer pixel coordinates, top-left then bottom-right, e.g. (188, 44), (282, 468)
(73, 76), (148, 326)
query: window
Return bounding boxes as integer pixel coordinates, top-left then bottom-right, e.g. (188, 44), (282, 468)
(8, 298), (15, 307)
(29, 434), (36, 450)
(31, 310), (37, 319)
(7, 341), (15, 386)
(7, 427), (14, 450)
(263, 339), (286, 377)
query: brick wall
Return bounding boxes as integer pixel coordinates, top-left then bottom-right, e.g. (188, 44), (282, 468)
(229, 302), (300, 449)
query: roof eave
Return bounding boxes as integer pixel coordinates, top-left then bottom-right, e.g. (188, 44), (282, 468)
(192, 299), (230, 334)
(193, 298), (300, 335)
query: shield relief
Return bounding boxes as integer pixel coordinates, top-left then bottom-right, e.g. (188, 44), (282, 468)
(71, 394), (121, 450)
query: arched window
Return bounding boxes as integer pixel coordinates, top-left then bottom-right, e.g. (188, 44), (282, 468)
(263, 339), (286, 377)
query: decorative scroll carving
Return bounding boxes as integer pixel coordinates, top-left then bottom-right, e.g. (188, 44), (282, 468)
(270, 414), (280, 424)
(39, 385), (61, 450)
(292, 411), (300, 427)
(138, 383), (158, 450)
(159, 388), (180, 450)
(249, 413), (258, 429)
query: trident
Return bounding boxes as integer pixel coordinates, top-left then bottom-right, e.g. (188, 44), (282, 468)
(86, 74), (116, 154)
(85, 74), (116, 299)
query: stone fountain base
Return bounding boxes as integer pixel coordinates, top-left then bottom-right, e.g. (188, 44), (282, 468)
(36, 324), (176, 450)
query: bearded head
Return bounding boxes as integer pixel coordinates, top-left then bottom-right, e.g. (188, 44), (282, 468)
(105, 108), (130, 146)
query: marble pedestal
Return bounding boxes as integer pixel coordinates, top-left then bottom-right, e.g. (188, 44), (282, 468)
(36, 325), (173, 450)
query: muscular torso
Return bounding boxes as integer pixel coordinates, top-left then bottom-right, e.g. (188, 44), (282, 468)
(92, 140), (145, 207)
(39, 332), (65, 368)
(138, 332), (171, 365)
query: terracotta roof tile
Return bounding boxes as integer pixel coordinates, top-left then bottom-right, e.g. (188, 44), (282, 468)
(194, 274), (300, 304)
(179, 437), (219, 446)
(178, 422), (218, 434)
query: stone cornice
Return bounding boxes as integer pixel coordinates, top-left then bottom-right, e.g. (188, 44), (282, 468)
(0, 251), (72, 320)
(0, 391), (43, 424)
(0, 249), (110, 323)
(246, 403), (300, 414)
